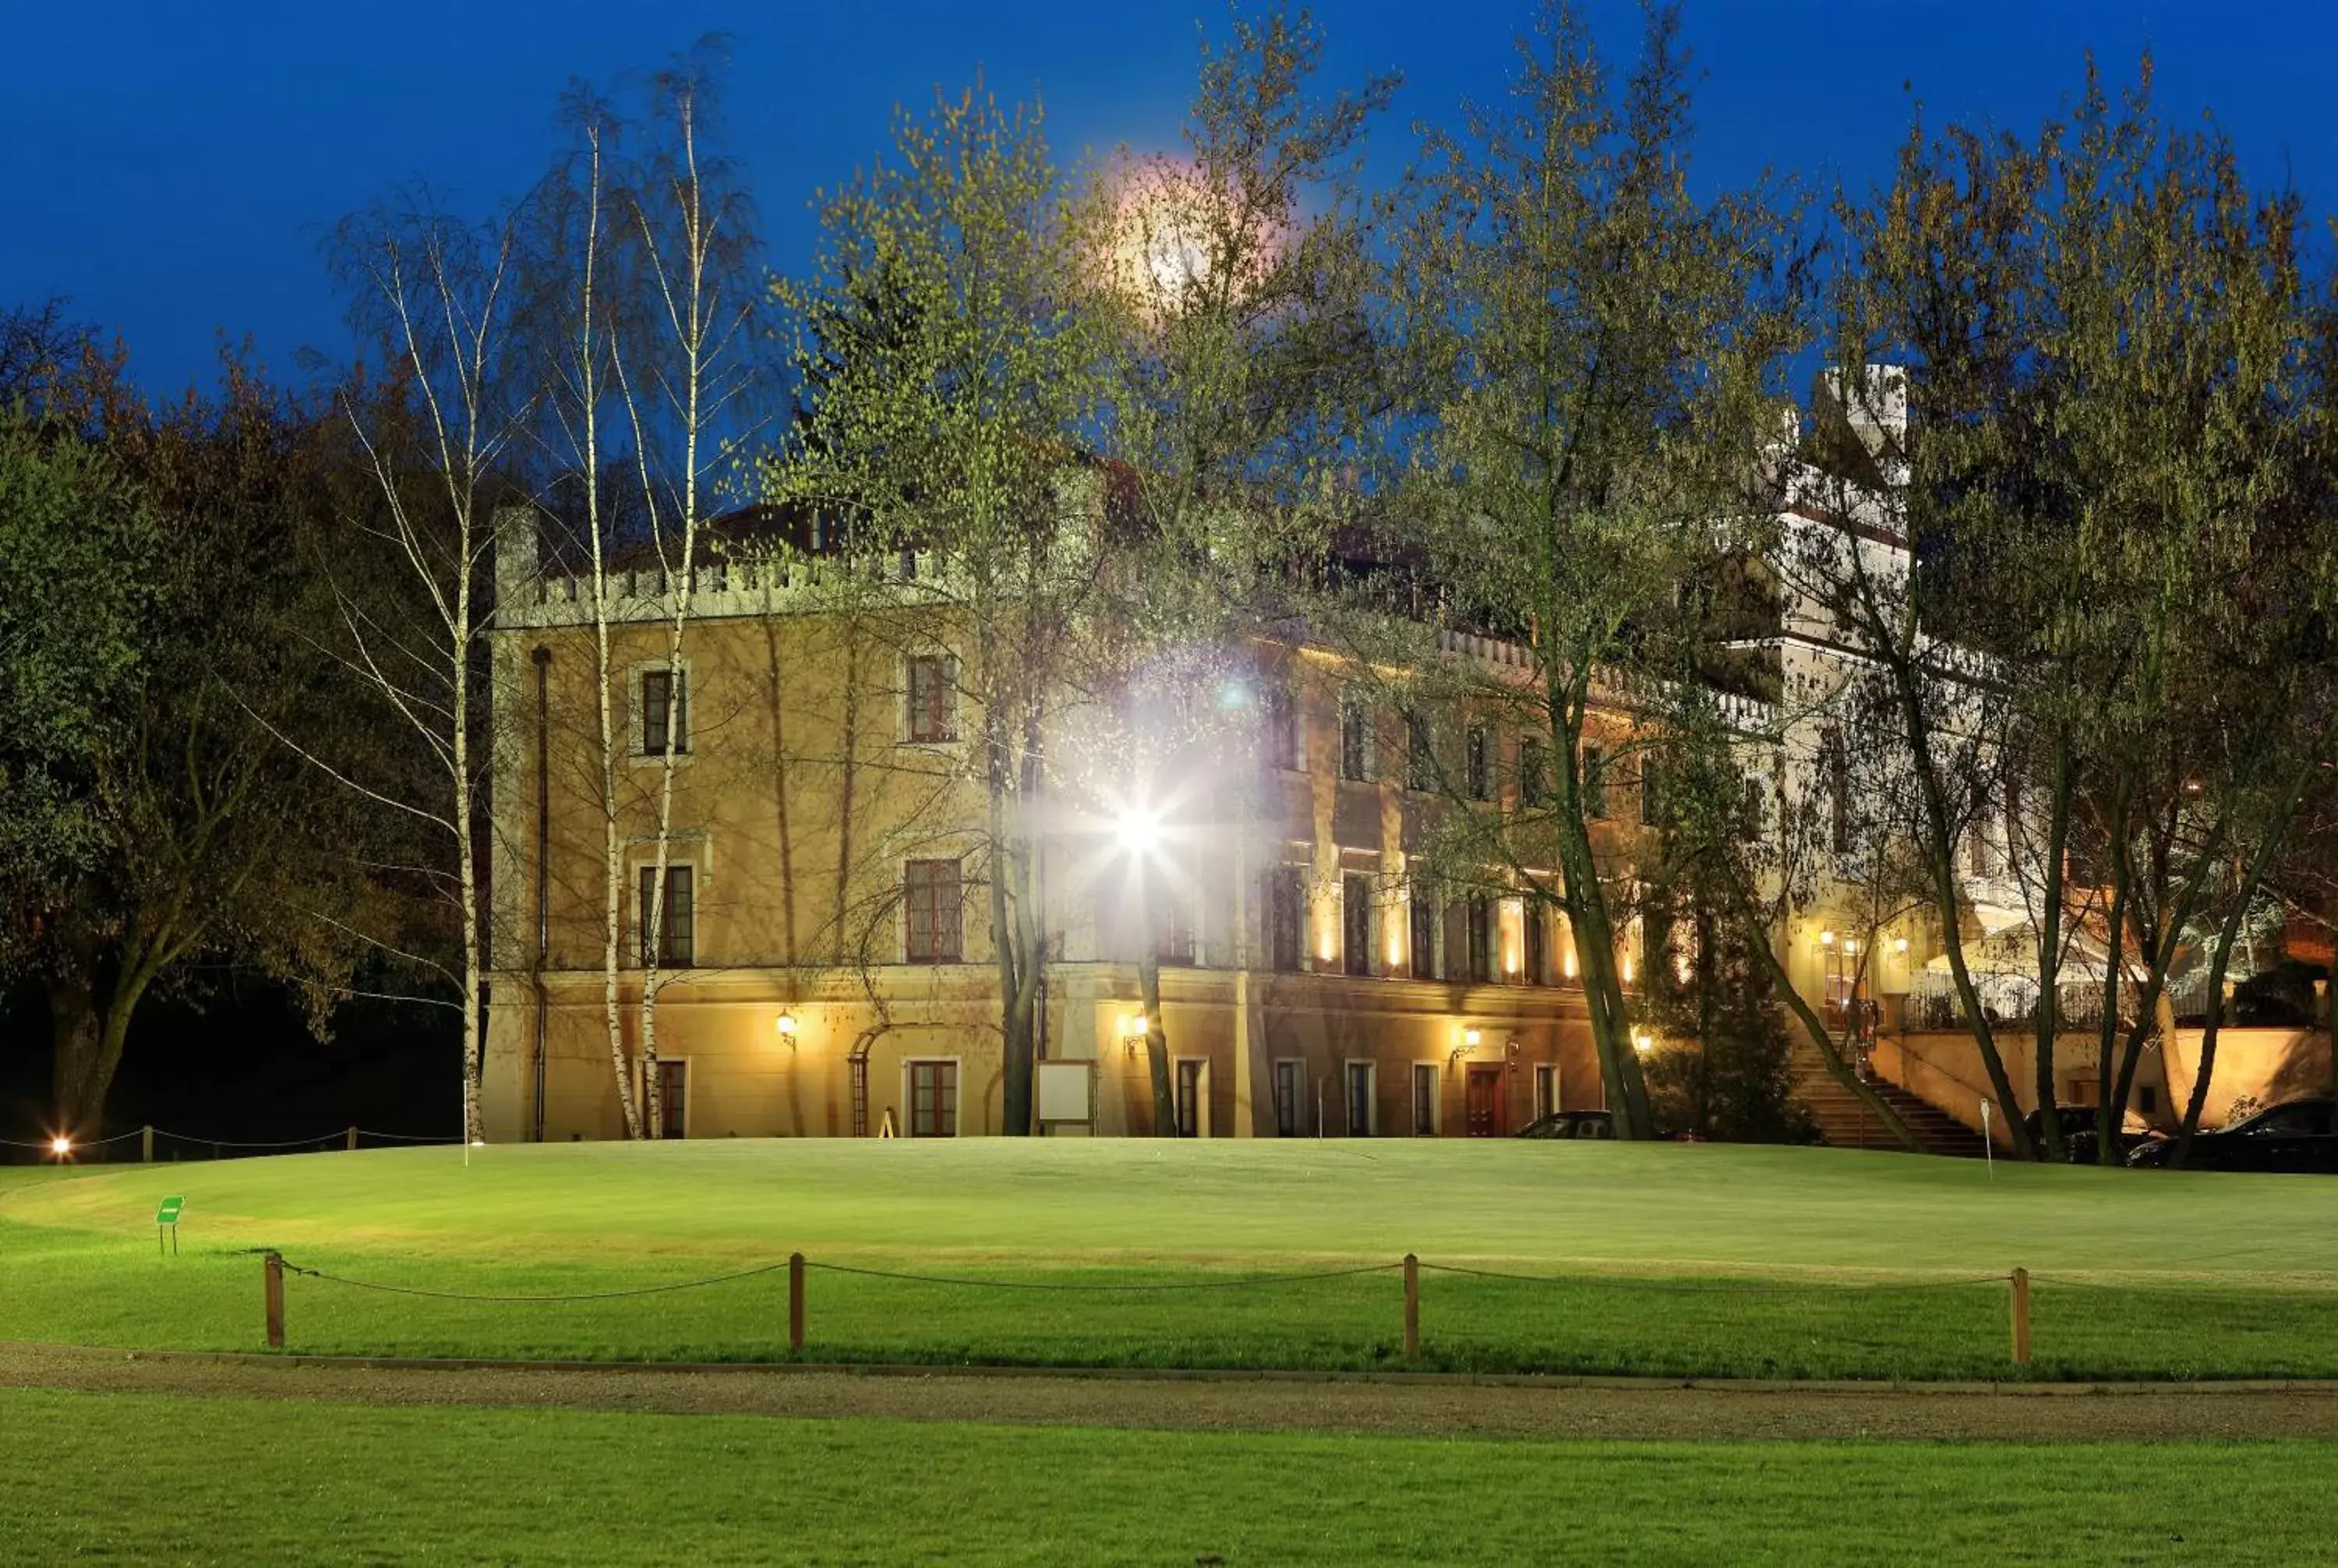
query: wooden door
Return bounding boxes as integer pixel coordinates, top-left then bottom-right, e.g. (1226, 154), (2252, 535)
(1465, 1065), (1504, 1138)
(658, 1060), (688, 1140)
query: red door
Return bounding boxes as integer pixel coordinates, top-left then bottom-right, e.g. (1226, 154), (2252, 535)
(1465, 1065), (1505, 1138)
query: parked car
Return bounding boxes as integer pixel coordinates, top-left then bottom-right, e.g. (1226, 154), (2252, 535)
(2024, 1105), (2150, 1164)
(2125, 1098), (2338, 1173)
(1516, 1110), (1615, 1141)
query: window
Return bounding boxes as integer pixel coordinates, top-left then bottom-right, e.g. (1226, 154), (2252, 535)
(903, 859), (963, 962)
(1824, 728), (1850, 853)
(1581, 747), (1608, 819)
(1340, 702), (1372, 782)
(909, 1060), (958, 1136)
(1410, 892), (1439, 980)
(1264, 684), (1301, 771)
(1346, 1061), (1376, 1136)
(637, 865), (694, 967)
(657, 1058), (688, 1140)
(2138, 1085), (2158, 1117)
(1412, 1064), (1439, 1135)
(1405, 713), (1436, 793)
(1466, 893), (1493, 984)
(640, 669), (689, 756)
(1534, 1064), (1559, 1121)
(1273, 1060), (1304, 1137)
(1175, 1060), (1204, 1138)
(1518, 737), (1547, 806)
(1524, 904), (1546, 986)
(906, 655), (956, 743)
(1342, 874), (1372, 976)
(1269, 867), (1305, 973)
(1465, 728), (1491, 801)
(1154, 887), (1195, 966)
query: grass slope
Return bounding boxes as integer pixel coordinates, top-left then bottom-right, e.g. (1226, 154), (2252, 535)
(5, 1140), (2333, 1379)
(5, 1386), (2333, 1565)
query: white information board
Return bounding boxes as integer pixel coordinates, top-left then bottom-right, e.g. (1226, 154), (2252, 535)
(1036, 1060), (1094, 1126)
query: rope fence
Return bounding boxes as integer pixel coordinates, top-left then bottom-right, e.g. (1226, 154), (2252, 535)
(245, 1249), (2050, 1371)
(1, 1125), (458, 1162)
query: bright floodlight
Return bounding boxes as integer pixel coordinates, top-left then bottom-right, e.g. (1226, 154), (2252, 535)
(1114, 810), (1160, 857)
(49, 1135), (69, 1157)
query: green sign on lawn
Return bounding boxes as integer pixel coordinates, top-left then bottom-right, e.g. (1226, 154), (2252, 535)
(156, 1196), (183, 1226)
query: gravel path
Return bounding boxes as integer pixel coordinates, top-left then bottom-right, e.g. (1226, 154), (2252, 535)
(9, 1342), (2338, 1440)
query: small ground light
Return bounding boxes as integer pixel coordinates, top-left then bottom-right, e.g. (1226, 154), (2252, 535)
(50, 1135), (70, 1157)
(1633, 1031), (1654, 1055)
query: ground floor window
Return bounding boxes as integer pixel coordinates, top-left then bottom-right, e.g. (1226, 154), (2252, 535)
(1534, 1063), (1559, 1121)
(909, 1059), (959, 1137)
(1175, 1058), (1205, 1138)
(1412, 1063), (1438, 1135)
(1346, 1061), (1376, 1136)
(1273, 1059), (1304, 1137)
(657, 1058), (687, 1139)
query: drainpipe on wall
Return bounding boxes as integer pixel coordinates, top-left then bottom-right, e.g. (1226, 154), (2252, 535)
(532, 645), (552, 1144)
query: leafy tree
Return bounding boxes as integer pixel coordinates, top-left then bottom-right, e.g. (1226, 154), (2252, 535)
(1351, 1), (1803, 1139)
(1092, 3), (1396, 1132)
(774, 82), (1116, 1133)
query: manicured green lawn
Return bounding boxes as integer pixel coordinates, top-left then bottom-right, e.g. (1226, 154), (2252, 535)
(5, 1139), (2333, 1379)
(3, 1386), (2331, 1565)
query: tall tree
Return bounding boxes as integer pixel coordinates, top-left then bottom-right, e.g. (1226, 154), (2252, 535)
(775, 82), (1114, 1133)
(1354, 1), (1803, 1139)
(1094, 4), (1397, 1132)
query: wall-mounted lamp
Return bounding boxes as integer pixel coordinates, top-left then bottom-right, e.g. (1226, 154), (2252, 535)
(1893, 937), (1909, 955)
(775, 1012), (799, 1040)
(1819, 929), (1836, 948)
(1464, 1026), (1483, 1048)
(1842, 938), (1859, 956)
(1121, 1011), (1150, 1059)
(1632, 1030), (1654, 1056)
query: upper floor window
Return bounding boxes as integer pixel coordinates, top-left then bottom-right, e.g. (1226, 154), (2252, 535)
(640, 669), (689, 756)
(1464, 893), (1494, 983)
(1517, 737), (1547, 806)
(903, 858), (963, 962)
(1155, 885), (1195, 966)
(1405, 713), (1436, 793)
(1342, 874), (1372, 976)
(1263, 684), (1301, 771)
(1464, 728), (1491, 801)
(906, 655), (957, 743)
(1581, 747), (1609, 820)
(637, 864), (694, 967)
(1268, 867), (1306, 972)
(1823, 728), (1850, 853)
(1340, 702), (1372, 783)
(1409, 891), (1439, 980)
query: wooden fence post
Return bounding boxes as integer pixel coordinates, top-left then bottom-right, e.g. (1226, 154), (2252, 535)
(1402, 1253), (1420, 1361)
(264, 1252), (286, 1350)
(2009, 1266), (2031, 1366)
(789, 1252), (806, 1353)
(346, 1126), (358, 1153)
(141, 1125), (153, 1163)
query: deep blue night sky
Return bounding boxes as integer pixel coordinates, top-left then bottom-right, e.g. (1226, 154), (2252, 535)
(6, 1), (2332, 394)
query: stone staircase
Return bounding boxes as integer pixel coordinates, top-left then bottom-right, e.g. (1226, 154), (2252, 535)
(1792, 1057), (1991, 1159)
